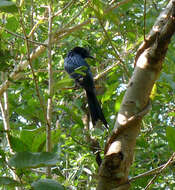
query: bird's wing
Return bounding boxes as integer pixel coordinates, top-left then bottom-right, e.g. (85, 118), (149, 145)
(64, 54), (90, 78)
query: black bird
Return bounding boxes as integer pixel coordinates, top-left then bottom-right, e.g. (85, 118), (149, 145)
(64, 47), (108, 129)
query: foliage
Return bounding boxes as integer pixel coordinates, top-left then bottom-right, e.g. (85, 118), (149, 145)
(32, 179), (65, 190)
(0, 0), (17, 13)
(0, 0), (174, 189)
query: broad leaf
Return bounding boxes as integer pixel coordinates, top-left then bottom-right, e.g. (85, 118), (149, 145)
(20, 127), (45, 152)
(0, 177), (20, 186)
(55, 76), (73, 89)
(32, 179), (64, 190)
(9, 135), (29, 152)
(9, 152), (60, 168)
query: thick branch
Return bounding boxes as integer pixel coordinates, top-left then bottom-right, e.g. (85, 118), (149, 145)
(97, 1), (175, 189)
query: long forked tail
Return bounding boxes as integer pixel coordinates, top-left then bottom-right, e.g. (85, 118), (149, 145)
(85, 89), (108, 129)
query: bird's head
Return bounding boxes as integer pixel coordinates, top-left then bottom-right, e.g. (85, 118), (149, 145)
(72, 47), (94, 59)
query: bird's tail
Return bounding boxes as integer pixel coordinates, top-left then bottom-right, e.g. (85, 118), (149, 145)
(85, 90), (108, 129)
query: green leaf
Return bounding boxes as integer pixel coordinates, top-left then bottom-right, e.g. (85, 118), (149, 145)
(166, 127), (175, 151)
(168, 112), (175, 117)
(9, 135), (29, 152)
(0, 50), (12, 66)
(101, 82), (118, 103)
(31, 131), (46, 152)
(51, 129), (62, 147)
(137, 135), (149, 148)
(0, 177), (20, 186)
(114, 91), (125, 112)
(6, 16), (19, 31)
(0, 0), (17, 13)
(91, 0), (105, 18)
(92, 128), (105, 136)
(150, 83), (157, 100)
(32, 179), (65, 190)
(73, 66), (88, 76)
(54, 76), (73, 89)
(8, 152), (60, 169)
(20, 127), (45, 151)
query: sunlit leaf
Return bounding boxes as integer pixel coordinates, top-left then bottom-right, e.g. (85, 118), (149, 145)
(166, 127), (175, 151)
(150, 83), (157, 100)
(74, 66), (88, 76)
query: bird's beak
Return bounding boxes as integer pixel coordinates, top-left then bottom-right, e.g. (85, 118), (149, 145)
(88, 55), (94, 59)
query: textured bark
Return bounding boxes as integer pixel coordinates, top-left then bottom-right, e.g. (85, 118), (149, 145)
(97, 1), (175, 189)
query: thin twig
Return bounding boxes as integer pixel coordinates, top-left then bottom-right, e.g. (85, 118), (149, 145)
(97, 18), (130, 78)
(25, 68), (64, 74)
(54, 19), (91, 40)
(0, 26), (47, 46)
(46, 2), (53, 177)
(28, 8), (49, 39)
(30, 0), (34, 41)
(129, 159), (175, 182)
(94, 60), (120, 81)
(104, 0), (132, 14)
(28, 20), (43, 39)
(144, 0), (147, 41)
(144, 153), (175, 190)
(17, 7), (50, 130)
(53, 0), (76, 18)
(46, 4), (53, 153)
(62, 0), (91, 28)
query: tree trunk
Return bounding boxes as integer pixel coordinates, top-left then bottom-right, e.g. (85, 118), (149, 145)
(97, 1), (175, 189)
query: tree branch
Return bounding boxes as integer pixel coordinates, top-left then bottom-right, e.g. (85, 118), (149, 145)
(46, 2), (53, 177)
(144, 153), (175, 190)
(97, 1), (175, 189)
(129, 157), (175, 182)
(0, 26), (47, 46)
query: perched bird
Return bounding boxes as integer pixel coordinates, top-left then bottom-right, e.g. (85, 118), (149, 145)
(64, 47), (108, 129)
